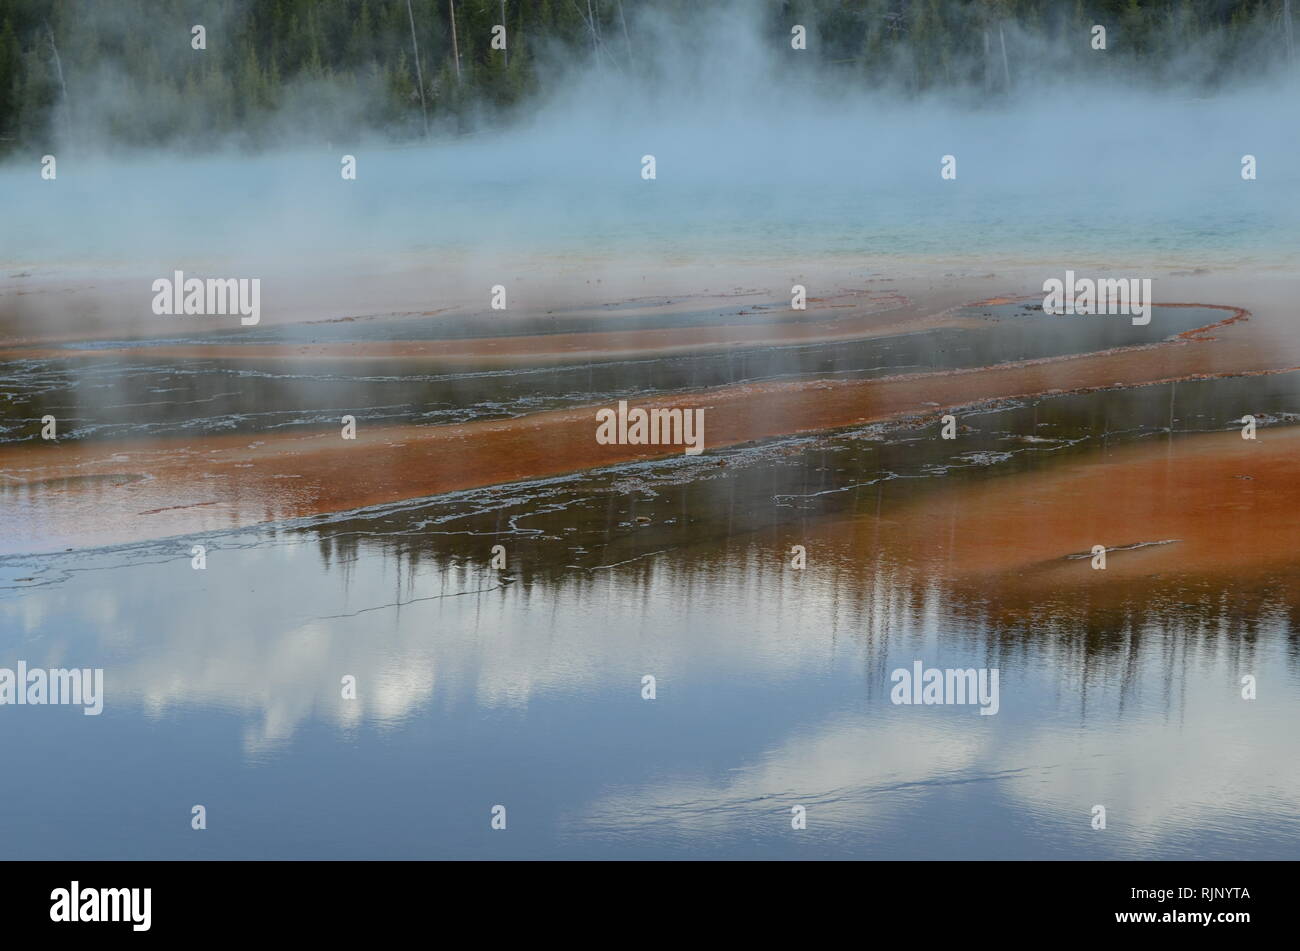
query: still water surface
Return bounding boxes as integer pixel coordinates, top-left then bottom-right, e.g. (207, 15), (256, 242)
(1, 307), (1296, 858)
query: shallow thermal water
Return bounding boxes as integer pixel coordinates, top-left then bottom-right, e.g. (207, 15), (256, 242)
(0, 303), (1228, 445)
(3, 145), (1299, 272)
(1, 335), (1298, 858)
(3, 83), (1299, 862)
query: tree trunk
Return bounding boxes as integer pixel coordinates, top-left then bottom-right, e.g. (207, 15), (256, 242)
(998, 23), (1011, 89)
(405, 0), (429, 136)
(618, 0), (632, 63)
(44, 22), (71, 140)
(449, 0), (462, 84)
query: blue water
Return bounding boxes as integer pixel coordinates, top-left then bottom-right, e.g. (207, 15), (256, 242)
(3, 131), (1298, 271)
(3, 99), (1299, 858)
(1, 369), (1298, 858)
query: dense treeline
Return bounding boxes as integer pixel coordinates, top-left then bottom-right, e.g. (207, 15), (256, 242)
(0, 0), (1293, 153)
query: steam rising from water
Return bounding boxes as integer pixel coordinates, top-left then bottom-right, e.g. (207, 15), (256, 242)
(1, 2), (1297, 281)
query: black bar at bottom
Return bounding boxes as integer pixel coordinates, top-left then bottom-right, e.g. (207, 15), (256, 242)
(7, 859), (1276, 937)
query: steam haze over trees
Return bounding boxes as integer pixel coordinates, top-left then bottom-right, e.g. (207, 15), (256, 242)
(0, 0), (1295, 154)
